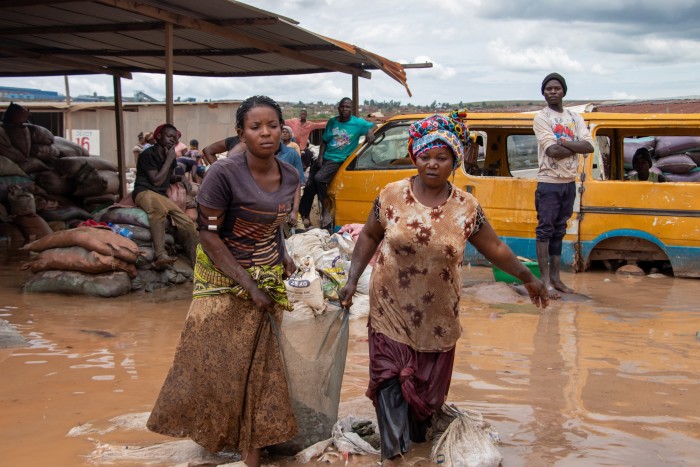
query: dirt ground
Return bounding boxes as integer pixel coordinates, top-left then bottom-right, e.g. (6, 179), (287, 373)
(1, 248), (699, 467)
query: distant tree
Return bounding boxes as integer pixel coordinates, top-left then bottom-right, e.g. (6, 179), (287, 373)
(430, 100), (437, 109)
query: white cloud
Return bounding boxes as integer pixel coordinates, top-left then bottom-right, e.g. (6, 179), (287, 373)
(2, 0), (700, 105)
(611, 91), (638, 100)
(635, 38), (700, 62)
(590, 64), (608, 75)
(486, 39), (584, 73)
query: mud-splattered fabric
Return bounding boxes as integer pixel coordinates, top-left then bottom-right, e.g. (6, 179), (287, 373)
(146, 294), (297, 452)
(368, 177), (484, 352)
(192, 244), (292, 310)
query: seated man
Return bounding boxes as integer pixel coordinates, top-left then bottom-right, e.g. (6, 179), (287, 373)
(133, 124), (198, 268)
(629, 148), (664, 182)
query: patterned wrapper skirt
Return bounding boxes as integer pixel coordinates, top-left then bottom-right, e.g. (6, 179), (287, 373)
(146, 293), (297, 452)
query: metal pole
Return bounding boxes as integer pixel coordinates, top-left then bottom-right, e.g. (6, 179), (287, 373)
(113, 75), (127, 200)
(64, 75), (72, 139)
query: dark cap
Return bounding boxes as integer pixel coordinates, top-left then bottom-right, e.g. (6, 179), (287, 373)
(541, 72), (567, 96)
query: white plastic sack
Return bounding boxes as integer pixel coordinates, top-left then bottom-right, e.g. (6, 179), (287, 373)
(329, 231), (356, 259)
(285, 228), (331, 267)
(314, 247), (341, 270)
(431, 405), (503, 467)
(331, 416), (380, 456)
(285, 256), (325, 312)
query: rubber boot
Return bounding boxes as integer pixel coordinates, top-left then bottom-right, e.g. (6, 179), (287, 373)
(549, 255), (574, 294)
(535, 240), (551, 286)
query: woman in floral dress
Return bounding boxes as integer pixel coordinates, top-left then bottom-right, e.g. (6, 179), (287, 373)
(340, 112), (549, 465)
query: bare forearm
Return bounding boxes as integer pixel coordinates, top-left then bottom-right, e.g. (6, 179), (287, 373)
(347, 215), (384, 284)
(199, 230), (259, 294)
(560, 140), (593, 154)
(346, 233), (380, 284)
(201, 149), (217, 165)
(152, 164), (174, 186)
(292, 185), (301, 212)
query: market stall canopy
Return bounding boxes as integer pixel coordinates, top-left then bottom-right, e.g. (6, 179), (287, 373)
(0, 0), (411, 96)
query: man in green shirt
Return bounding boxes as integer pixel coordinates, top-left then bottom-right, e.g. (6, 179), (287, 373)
(299, 97), (376, 229)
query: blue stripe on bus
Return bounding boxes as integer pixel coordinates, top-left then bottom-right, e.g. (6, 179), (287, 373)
(464, 230), (700, 277)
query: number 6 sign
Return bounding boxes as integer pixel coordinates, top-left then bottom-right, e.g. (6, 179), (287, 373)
(71, 129), (100, 156)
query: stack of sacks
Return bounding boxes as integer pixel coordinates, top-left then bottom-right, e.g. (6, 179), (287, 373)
(653, 136), (700, 182)
(0, 156), (52, 244)
(93, 205), (193, 292)
(284, 226), (372, 318)
(20, 227), (139, 298)
(624, 136), (700, 182)
(0, 105), (120, 245)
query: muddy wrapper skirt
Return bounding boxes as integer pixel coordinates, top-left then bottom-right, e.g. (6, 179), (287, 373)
(146, 293), (297, 452)
(367, 327), (455, 460)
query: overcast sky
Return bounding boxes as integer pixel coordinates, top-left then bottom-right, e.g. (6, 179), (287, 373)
(1, 0), (699, 106)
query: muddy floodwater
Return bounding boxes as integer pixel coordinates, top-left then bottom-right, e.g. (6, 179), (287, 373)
(1, 247), (699, 467)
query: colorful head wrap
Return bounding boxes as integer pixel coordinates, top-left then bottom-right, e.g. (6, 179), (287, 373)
(407, 110), (468, 169)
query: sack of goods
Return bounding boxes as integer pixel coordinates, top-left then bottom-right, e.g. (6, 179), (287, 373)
(285, 255), (325, 312)
(268, 305), (350, 456)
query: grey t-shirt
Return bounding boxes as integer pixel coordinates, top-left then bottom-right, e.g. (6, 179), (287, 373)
(196, 153), (299, 267)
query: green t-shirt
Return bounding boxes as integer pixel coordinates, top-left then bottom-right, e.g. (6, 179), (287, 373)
(322, 115), (374, 163)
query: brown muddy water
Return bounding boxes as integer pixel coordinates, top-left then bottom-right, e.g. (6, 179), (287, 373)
(1, 248), (699, 467)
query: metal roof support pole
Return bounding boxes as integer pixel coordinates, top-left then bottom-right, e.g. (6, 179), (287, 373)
(113, 75), (127, 200)
(64, 76), (72, 139)
(165, 22), (174, 124)
(352, 74), (359, 117)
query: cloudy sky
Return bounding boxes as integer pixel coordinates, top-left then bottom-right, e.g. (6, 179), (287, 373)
(1, 0), (699, 105)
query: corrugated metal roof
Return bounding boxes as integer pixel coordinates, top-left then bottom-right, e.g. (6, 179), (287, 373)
(0, 0), (410, 95)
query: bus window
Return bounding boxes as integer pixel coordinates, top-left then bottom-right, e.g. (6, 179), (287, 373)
(593, 135), (610, 180)
(506, 134), (539, 179)
(351, 123), (412, 170)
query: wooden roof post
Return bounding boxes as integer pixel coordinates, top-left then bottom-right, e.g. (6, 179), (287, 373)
(165, 22), (174, 124)
(352, 74), (359, 117)
(113, 75), (127, 200)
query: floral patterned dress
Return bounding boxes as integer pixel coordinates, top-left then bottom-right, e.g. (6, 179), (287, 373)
(369, 177), (485, 353)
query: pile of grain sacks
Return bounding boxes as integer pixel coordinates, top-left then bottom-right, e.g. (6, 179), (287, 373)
(625, 136), (700, 181)
(0, 104), (119, 246)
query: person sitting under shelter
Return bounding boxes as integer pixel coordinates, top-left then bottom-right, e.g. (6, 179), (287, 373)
(133, 124), (198, 269)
